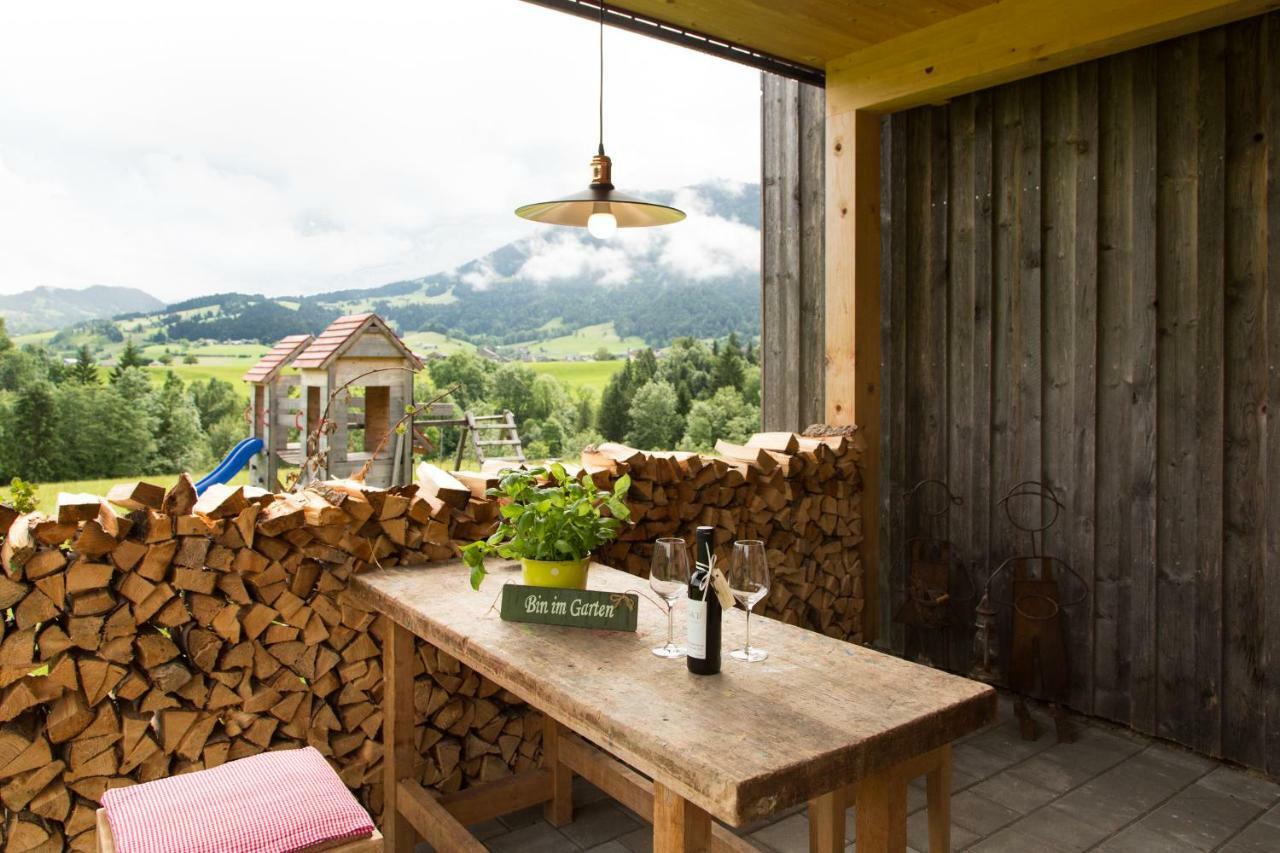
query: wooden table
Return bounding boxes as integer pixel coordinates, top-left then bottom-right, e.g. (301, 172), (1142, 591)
(354, 560), (995, 853)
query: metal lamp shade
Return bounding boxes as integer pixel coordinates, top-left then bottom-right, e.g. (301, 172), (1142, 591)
(515, 186), (685, 228)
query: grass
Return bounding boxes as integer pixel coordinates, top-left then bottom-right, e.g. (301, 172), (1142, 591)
(401, 331), (476, 356)
(528, 360), (624, 395)
(31, 469), (251, 512)
(517, 322), (644, 357)
(146, 364), (255, 404)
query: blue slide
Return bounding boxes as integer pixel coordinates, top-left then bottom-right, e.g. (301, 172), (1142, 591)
(195, 437), (265, 495)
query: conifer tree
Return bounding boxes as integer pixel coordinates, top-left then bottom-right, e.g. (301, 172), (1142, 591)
(110, 338), (147, 383)
(69, 344), (100, 384)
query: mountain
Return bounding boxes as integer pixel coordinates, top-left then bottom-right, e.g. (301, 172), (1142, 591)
(0, 285), (165, 335)
(38, 180), (761, 353)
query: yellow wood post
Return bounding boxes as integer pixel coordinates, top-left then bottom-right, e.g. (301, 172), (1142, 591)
(825, 106), (882, 644)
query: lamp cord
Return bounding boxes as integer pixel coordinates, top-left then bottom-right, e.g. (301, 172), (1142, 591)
(598, 2), (605, 155)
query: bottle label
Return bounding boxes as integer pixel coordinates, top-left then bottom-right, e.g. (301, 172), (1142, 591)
(686, 599), (707, 659)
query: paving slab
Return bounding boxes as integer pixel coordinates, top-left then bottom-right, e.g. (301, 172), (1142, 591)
(905, 809), (979, 851)
(968, 770), (1060, 815)
(1194, 765), (1280, 809)
(1094, 823), (1205, 852)
(558, 799), (642, 849)
(749, 811), (809, 853)
(1007, 801), (1113, 852)
(1219, 817), (1280, 853)
(486, 821), (579, 853)
(1005, 748), (1102, 794)
(949, 789), (1022, 836)
(967, 824), (1078, 852)
(1130, 786), (1263, 850)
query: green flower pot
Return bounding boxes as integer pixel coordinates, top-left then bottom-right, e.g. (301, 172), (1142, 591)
(521, 557), (591, 589)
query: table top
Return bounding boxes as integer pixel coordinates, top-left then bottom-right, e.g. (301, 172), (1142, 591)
(353, 559), (995, 826)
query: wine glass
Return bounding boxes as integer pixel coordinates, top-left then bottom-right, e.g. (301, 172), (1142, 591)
(729, 540), (770, 662)
(649, 538), (690, 659)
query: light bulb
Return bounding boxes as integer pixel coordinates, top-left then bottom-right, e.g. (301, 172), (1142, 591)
(587, 211), (617, 239)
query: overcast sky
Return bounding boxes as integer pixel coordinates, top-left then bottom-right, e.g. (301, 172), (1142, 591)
(0, 0), (761, 302)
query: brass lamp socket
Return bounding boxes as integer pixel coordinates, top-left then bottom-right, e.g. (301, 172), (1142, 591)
(590, 152), (614, 189)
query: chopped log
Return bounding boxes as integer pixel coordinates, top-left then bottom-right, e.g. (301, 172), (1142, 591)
(194, 484), (248, 519)
(162, 473), (199, 516)
(416, 463), (470, 509)
(65, 561), (112, 595)
(2, 513), (37, 577)
(0, 574), (28, 609)
(56, 494), (102, 525)
(107, 481), (166, 512)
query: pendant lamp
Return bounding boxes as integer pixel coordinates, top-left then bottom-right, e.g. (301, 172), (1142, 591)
(515, 2), (684, 238)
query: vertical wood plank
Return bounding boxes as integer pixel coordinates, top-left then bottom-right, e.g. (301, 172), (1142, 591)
(1154, 34), (1201, 746)
(1263, 12), (1280, 778)
(1041, 64), (1099, 714)
(1222, 18), (1269, 768)
(903, 107), (950, 665)
(653, 781), (711, 853)
(1094, 50), (1159, 727)
(1130, 47), (1160, 735)
(382, 617), (416, 853)
(762, 74), (801, 432)
(947, 93), (978, 673)
(799, 81), (827, 428)
(989, 78), (1042, 681)
(882, 114), (909, 655)
(826, 107), (882, 641)
(971, 91), (996, 660)
(1194, 25), (1227, 760)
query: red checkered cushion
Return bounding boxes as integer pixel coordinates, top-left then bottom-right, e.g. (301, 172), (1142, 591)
(100, 747), (374, 853)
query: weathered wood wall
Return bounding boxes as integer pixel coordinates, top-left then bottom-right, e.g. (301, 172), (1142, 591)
(762, 9), (1280, 775)
(878, 11), (1280, 775)
(761, 74), (826, 432)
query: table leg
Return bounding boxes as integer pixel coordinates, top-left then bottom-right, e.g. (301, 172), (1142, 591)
(925, 745), (952, 853)
(382, 617), (417, 853)
(542, 716), (574, 826)
(653, 781), (711, 852)
(854, 767), (907, 853)
(807, 787), (845, 853)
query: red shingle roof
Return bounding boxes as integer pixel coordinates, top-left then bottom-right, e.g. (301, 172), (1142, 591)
(292, 313), (423, 371)
(242, 334), (314, 384)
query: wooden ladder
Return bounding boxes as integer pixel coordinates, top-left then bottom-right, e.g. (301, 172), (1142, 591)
(453, 410), (526, 470)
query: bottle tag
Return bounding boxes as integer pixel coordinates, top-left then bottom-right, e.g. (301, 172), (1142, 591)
(709, 561), (736, 610)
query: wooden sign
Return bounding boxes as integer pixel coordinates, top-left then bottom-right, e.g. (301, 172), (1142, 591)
(500, 584), (639, 632)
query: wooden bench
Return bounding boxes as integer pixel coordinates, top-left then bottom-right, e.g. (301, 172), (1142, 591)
(355, 559), (994, 852)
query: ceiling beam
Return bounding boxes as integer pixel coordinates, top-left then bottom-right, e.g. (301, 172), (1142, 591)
(826, 0), (1279, 114)
(517, 0), (824, 86)
(518, 0), (825, 86)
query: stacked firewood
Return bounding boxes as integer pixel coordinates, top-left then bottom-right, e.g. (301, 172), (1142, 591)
(0, 472), (536, 851)
(0, 429), (863, 850)
(586, 428), (865, 641)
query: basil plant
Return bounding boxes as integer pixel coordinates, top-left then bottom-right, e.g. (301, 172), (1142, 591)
(461, 463), (632, 590)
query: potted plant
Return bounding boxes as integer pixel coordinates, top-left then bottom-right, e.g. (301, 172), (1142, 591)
(462, 463), (632, 590)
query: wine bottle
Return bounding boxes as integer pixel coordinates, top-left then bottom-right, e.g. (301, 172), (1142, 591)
(686, 525), (722, 675)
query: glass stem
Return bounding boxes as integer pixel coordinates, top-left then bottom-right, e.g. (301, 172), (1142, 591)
(666, 604), (674, 648)
(745, 608), (752, 653)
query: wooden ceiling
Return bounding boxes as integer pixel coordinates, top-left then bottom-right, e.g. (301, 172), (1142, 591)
(596, 0), (997, 68)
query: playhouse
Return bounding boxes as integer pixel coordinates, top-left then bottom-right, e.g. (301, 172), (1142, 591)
(244, 313), (420, 489)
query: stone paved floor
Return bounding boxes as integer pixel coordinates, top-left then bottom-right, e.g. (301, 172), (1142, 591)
(421, 692), (1280, 852)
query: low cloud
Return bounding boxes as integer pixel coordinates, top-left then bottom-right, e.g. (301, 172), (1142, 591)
(507, 187), (758, 287)
(517, 231), (634, 285)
